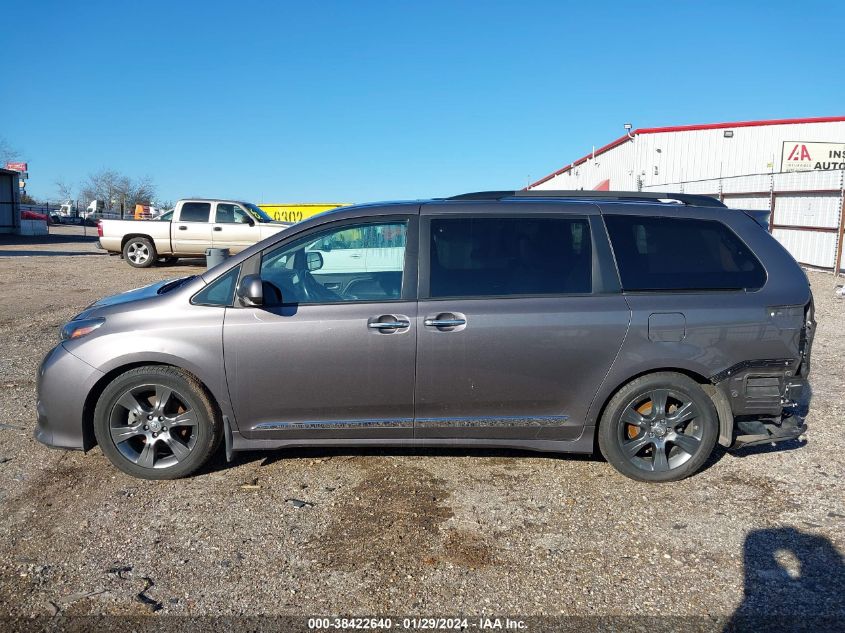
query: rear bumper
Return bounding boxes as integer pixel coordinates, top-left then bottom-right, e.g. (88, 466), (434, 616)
(730, 416), (807, 449)
(35, 343), (104, 450)
(727, 376), (810, 450)
(713, 359), (811, 450)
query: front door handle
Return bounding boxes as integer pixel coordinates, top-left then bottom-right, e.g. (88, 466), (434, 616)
(369, 320), (410, 329)
(368, 315), (410, 331)
(424, 315), (467, 327)
(213, 226), (222, 231)
(178, 225), (187, 230)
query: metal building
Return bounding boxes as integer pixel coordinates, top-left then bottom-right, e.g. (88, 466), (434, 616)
(527, 116), (845, 273)
(0, 168), (21, 235)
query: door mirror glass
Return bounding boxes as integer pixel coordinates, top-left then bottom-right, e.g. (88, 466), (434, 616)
(306, 251), (324, 272)
(236, 274), (264, 306)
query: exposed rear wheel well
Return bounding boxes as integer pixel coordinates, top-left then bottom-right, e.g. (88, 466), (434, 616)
(81, 362), (220, 451)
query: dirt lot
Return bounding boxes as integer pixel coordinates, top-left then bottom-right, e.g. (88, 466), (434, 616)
(0, 227), (843, 627)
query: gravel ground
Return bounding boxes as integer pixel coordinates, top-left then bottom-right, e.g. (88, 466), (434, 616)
(0, 227), (843, 627)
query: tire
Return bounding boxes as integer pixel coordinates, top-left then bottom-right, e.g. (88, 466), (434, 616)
(93, 366), (222, 480)
(122, 237), (157, 268)
(598, 372), (718, 483)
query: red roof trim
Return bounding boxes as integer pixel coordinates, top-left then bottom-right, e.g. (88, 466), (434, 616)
(636, 115), (845, 134)
(527, 115), (845, 189)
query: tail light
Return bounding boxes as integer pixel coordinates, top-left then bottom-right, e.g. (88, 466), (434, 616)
(97, 220), (103, 237)
(798, 297), (815, 377)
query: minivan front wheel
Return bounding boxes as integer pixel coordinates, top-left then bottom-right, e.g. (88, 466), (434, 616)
(598, 372), (718, 482)
(93, 366), (222, 479)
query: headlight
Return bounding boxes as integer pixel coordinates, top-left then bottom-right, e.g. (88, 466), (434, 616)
(60, 318), (105, 341)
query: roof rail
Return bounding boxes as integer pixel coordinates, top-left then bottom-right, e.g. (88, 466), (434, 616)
(447, 190), (726, 207)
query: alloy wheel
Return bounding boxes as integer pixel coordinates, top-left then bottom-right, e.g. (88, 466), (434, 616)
(108, 384), (199, 469)
(127, 242), (150, 265)
(617, 388), (704, 473)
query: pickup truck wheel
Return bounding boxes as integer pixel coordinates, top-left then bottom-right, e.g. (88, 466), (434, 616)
(93, 366), (222, 480)
(123, 237), (157, 268)
(598, 372), (718, 483)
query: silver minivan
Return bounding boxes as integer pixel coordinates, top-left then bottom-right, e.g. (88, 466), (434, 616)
(36, 191), (814, 482)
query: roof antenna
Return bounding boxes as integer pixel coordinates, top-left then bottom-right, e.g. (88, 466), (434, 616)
(624, 123), (634, 140)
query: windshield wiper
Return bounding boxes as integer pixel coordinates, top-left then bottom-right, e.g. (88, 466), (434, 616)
(157, 276), (196, 294)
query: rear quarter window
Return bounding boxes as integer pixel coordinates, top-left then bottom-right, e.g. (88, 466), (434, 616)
(604, 215), (766, 291)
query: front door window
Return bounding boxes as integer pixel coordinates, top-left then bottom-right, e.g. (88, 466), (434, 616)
(260, 221), (407, 304)
(215, 203), (252, 224)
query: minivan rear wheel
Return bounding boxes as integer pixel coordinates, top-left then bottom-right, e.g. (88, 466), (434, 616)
(93, 366), (222, 479)
(598, 372), (718, 482)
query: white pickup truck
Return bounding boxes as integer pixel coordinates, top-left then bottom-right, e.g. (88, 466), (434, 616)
(98, 199), (292, 267)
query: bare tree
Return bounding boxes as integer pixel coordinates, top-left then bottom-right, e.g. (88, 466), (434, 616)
(80, 169), (156, 216)
(0, 136), (21, 166)
(55, 178), (75, 202)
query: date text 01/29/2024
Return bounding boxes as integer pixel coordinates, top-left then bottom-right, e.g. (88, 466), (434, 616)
(307, 617), (528, 630)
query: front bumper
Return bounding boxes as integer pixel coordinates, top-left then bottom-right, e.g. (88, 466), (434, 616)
(35, 343), (104, 450)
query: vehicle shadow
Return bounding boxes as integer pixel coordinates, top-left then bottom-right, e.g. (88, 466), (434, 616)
(726, 527), (845, 632)
(159, 257), (206, 267)
(0, 250), (104, 257)
(728, 437), (808, 458)
(200, 444), (601, 475)
(0, 233), (99, 246)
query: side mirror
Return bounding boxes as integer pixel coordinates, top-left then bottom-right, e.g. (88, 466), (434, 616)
(245, 217), (255, 226)
(306, 251), (324, 272)
(237, 274), (263, 307)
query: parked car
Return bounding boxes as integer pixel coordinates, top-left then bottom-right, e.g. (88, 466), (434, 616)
(21, 209), (51, 223)
(97, 199), (292, 268)
(36, 191), (814, 482)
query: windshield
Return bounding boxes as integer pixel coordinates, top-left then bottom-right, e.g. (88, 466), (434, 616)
(244, 203), (275, 223)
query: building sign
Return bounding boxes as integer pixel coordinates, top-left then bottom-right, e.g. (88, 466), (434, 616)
(5, 161), (27, 173)
(781, 142), (845, 172)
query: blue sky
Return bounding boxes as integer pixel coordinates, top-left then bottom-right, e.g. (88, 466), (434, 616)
(2, 0), (843, 204)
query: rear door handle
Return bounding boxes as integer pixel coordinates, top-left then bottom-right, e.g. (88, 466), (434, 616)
(424, 318), (466, 327)
(213, 226), (222, 232)
(178, 225), (187, 230)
